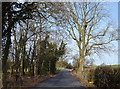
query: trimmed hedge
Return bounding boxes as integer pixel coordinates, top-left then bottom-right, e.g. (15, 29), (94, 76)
(94, 67), (120, 89)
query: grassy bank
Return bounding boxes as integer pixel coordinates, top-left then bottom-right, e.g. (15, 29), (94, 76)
(4, 74), (54, 89)
(2, 70), (60, 89)
(71, 71), (98, 89)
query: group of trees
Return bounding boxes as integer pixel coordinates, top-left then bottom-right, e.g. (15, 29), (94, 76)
(2, 2), (117, 88)
(10, 20), (66, 76)
(2, 2), (37, 87)
(2, 2), (66, 88)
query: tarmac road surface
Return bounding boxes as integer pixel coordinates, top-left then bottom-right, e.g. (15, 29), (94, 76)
(32, 70), (86, 89)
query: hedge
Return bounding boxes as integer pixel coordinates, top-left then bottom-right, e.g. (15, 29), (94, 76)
(94, 67), (120, 89)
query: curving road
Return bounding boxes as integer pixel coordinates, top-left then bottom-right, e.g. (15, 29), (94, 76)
(32, 70), (86, 89)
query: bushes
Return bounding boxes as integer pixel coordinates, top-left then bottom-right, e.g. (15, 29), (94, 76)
(94, 67), (120, 89)
(77, 66), (120, 88)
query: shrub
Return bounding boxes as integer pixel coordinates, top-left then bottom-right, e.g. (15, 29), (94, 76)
(113, 68), (120, 85)
(94, 67), (120, 89)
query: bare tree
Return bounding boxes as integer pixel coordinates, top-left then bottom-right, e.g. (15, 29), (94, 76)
(61, 2), (117, 72)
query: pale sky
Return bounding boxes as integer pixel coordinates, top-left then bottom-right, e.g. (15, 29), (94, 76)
(10, 1), (119, 65)
(93, 2), (118, 65)
(92, 2), (118, 65)
(67, 2), (119, 66)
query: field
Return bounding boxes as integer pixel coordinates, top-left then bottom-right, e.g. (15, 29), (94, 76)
(84, 64), (120, 70)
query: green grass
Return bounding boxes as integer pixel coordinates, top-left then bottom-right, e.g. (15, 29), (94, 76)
(56, 67), (65, 70)
(95, 64), (120, 68)
(84, 65), (120, 70)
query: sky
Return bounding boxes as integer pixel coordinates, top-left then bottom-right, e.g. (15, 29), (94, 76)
(12, 1), (119, 66)
(93, 2), (119, 65)
(67, 2), (119, 66)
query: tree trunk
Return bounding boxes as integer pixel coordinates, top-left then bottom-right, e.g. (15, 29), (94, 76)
(78, 45), (85, 72)
(2, 24), (11, 88)
(37, 16), (42, 75)
(14, 30), (19, 74)
(20, 44), (25, 75)
(78, 60), (84, 72)
(30, 51), (34, 76)
(32, 64), (34, 76)
(50, 60), (56, 74)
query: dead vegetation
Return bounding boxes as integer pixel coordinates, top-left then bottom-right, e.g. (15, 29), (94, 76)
(4, 74), (56, 89)
(71, 71), (98, 89)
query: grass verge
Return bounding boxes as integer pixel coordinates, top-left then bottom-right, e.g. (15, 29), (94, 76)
(71, 70), (98, 89)
(3, 70), (60, 89)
